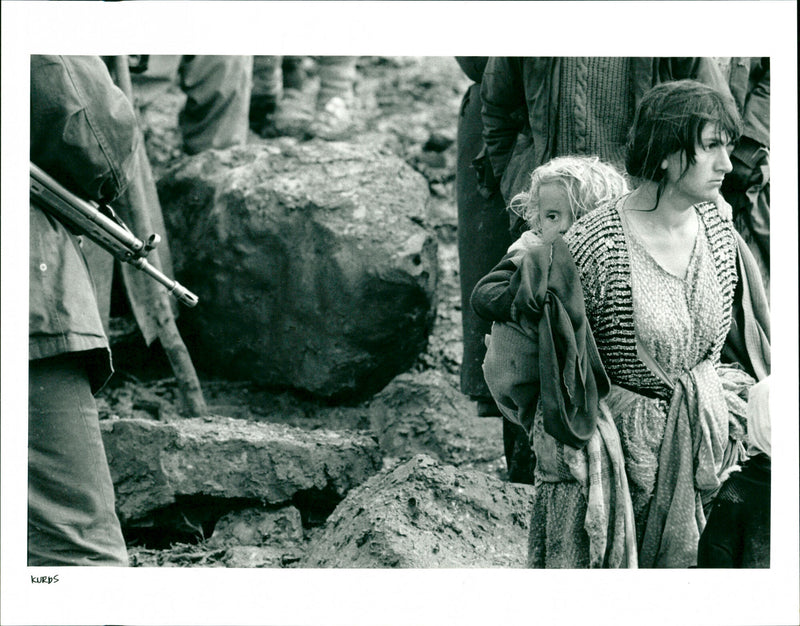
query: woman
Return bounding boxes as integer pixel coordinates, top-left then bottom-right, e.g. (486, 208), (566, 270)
(490, 80), (769, 568)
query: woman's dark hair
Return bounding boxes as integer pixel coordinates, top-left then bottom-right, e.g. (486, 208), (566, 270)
(625, 79), (743, 185)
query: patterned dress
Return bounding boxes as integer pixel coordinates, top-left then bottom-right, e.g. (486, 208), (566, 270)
(527, 195), (750, 568)
(618, 204), (723, 537)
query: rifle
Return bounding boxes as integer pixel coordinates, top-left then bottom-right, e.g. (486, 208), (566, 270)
(30, 161), (198, 307)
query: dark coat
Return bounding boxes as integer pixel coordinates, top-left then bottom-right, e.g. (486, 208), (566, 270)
(30, 55), (139, 392)
(697, 455), (771, 568)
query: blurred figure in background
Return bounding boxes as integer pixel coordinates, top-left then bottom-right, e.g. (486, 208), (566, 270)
(250, 55), (358, 140)
(177, 55), (253, 155)
(717, 57), (770, 295)
(250, 55), (308, 137)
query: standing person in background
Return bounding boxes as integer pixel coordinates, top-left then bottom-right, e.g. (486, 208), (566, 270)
(177, 55), (253, 155)
(250, 56), (359, 141)
(29, 55), (139, 566)
(249, 55), (308, 137)
(309, 56), (359, 139)
(454, 57), (535, 484)
(718, 57), (770, 294)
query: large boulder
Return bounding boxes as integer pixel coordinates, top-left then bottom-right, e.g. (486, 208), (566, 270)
(100, 416), (382, 524)
(157, 140), (437, 401)
(300, 455), (535, 568)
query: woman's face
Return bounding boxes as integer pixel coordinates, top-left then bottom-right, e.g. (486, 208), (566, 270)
(664, 123), (734, 204)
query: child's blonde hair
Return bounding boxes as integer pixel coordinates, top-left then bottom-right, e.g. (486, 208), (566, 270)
(509, 155), (629, 234)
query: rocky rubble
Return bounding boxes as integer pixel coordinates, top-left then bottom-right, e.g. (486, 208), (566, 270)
(368, 369), (503, 471)
(101, 415), (382, 524)
(206, 506), (306, 568)
(300, 454), (534, 568)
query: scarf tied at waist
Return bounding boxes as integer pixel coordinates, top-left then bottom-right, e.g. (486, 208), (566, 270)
(636, 360), (751, 568)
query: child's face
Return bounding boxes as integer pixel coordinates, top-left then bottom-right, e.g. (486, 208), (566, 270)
(538, 182), (574, 241)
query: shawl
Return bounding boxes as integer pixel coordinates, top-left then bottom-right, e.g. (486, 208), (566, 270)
(637, 362), (751, 568)
(746, 377), (771, 457)
(586, 401), (639, 567)
(484, 322), (637, 568)
(510, 236), (610, 449)
(722, 231), (771, 381)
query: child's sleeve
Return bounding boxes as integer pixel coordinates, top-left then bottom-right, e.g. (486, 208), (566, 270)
(470, 255), (519, 322)
(472, 234), (545, 322)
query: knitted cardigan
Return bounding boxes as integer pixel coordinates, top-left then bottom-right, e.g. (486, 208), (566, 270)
(556, 57), (634, 172)
(564, 196), (739, 399)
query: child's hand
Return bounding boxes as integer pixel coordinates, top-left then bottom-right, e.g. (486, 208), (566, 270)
(714, 194), (733, 221)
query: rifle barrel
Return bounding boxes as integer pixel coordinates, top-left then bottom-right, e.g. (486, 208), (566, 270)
(134, 258), (200, 307)
(30, 163), (145, 254)
(30, 162), (199, 307)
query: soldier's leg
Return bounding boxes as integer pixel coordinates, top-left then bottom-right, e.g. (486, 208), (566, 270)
(178, 55), (253, 155)
(308, 56), (358, 140)
(28, 354), (128, 566)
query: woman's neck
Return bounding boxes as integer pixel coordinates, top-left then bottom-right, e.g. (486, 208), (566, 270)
(626, 181), (696, 231)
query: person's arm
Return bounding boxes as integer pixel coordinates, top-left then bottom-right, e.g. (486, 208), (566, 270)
(455, 57), (488, 84)
(30, 55), (139, 204)
(480, 57), (527, 186)
(721, 229), (770, 381)
(471, 255), (519, 322)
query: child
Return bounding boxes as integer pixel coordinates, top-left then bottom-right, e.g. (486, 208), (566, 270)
(471, 155), (627, 483)
(471, 156), (628, 322)
(697, 376), (771, 568)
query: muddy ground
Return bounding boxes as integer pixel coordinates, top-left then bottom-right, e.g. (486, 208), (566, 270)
(96, 56), (509, 566)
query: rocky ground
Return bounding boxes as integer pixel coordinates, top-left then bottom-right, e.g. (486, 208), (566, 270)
(96, 56), (525, 568)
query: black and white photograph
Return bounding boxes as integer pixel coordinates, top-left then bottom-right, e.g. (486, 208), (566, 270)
(2, 2), (798, 625)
